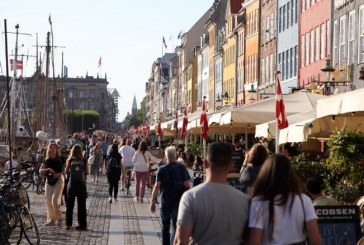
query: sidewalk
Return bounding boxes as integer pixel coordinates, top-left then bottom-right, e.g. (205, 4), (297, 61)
(17, 172), (162, 245)
(108, 180), (162, 245)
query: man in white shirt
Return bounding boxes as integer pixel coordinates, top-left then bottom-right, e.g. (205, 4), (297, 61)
(119, 138), (135, 191)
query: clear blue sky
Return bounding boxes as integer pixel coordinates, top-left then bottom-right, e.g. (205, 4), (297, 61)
(0, 0), (211, 121)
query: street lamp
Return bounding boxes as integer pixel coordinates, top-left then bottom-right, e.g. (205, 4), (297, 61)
(247, 84), (257, 101)
(223, 91), (230, 106)
(320, 56), (336, 94)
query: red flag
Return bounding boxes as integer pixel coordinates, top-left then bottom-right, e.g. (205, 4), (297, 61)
(157, 118), (162, 141)
(275, 71), (288, 129)
(181, 108), (188, 139)
(10, 59), (23, 70)
(98, 57), (102, 68)
(200, 96), (209, 140)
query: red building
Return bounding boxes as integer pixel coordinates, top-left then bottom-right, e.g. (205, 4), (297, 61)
(299, 0), (330, 88)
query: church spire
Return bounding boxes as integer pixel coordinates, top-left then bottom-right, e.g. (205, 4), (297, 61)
(132, 95), (138, 116)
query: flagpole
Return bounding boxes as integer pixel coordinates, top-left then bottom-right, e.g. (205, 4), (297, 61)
(275, 71), (281, 153)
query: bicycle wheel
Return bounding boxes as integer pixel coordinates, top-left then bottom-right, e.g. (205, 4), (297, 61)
(126, 183), (130, 195)
(35, 177), (45, 195)
(0, 214), (11, 244)
(4, 205), (20, 230)
(20, 174), (33, 190)
(20, 207), (40, 245)
(18, 185), (30, 210)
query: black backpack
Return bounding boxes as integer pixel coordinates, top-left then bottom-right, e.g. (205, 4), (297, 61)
(107, 156), (120, 175)
(69, 159), (85, 183)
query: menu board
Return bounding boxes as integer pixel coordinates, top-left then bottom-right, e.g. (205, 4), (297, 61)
(315, 205), (361, 244)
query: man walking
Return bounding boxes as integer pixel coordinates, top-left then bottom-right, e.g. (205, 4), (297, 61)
(150, 146), (190, 245)
(174, 142), (250, 245)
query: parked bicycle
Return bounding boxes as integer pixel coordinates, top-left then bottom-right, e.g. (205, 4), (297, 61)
(0, 177), (40, 245)
(19, 161), (45, 195)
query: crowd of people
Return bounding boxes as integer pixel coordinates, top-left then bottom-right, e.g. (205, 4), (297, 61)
(5, 131), (363, 244)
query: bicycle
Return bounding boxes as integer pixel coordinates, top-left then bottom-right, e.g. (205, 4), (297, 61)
(124, 166), (133, 196)
(19, 162), (45, 195)
(0, 179), (40, 245)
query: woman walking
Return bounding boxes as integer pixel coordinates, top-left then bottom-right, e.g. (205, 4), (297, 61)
(89, 142), (103, 182)
(239, 143), (268, 195)
(132, 141), (162, 203)
(106, 144), (122, 203)
(39, 142), (65, 226)
(248, 154), (321, 245)
(65, 145), (89, 230)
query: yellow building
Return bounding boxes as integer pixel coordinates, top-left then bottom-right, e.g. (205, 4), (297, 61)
(243, 0), (259, 103)
(222, 0), (242, 106)
(186, 57), (198, 113)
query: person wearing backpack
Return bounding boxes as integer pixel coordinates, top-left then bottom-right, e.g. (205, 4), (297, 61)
(106, 144), (122, 203)
(65, 144), (89, 230)
(132, 141), (162, 203)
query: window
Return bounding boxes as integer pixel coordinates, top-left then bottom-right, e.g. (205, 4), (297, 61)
(333, 20), (338, 65)
(279, 7), (282, 33)
(301, 35), (305, 66)
(295, 0), (298, 23)
(339, 16), (347, 64)
(290, 48), (294, 77)
(282, 52), (286, 79)
(286, 50), (290, 79)
(262, 19), (265, 43)
(270, 54), (274, 82)
(306, 33), (310, 65)
(302, 0), (305, 12)
(359, 6), (364, 63)
(89, 91), (95, 98)
(90, 102), (95, 110)
(294, 46), (298, 76)
(348, 11), (355, 64)
(278, 53), (282, 72)
(283, 5), (286, 31)
(271, 13), (276, 39)
(266, 57), (269, 84)
(80, 102), (84, 110)
(266, 16), (270, 42)
(68, 89), (73, 98)
(321, 24), (326, 59)
(261, 59), (265, 84)
(291, 0), (294, 26)
(310, 30), (315, 63)
(306, 0), (310, 9)
(316, 27), (320, 61)
(287, 2), (291, 29)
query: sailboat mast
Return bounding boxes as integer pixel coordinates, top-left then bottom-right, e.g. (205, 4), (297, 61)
(4, 19), (13, 174)
(44, 32), (51, 134)
(10, 24), (20, 145)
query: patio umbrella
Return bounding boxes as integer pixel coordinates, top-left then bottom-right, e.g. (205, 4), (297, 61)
(200, 96), (208, 140)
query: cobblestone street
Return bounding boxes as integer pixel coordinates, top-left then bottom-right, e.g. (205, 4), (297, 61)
(8, 173), (162, 245)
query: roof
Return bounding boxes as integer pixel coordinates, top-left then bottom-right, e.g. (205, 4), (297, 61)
(132, 95), (138, 110)
(183, 10), (210, 67)
(230, 0), (243, 14)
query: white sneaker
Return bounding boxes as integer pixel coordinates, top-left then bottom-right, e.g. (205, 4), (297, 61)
(108, 197), (112, 203)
